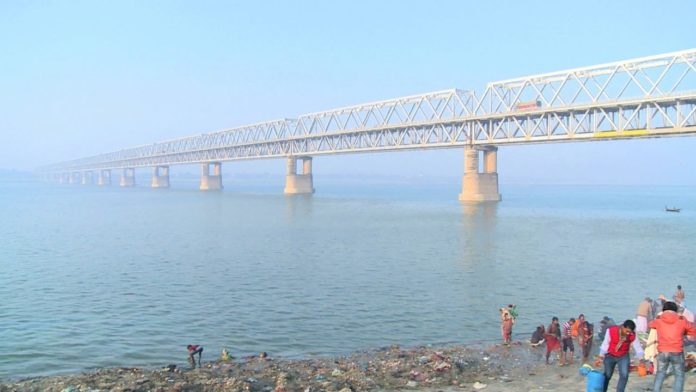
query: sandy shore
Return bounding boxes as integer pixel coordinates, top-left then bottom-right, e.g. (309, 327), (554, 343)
(1, 342), (693, 391)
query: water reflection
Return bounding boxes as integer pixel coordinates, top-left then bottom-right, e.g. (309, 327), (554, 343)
(284, 194), (314, 221)
(459, 202), (499, 266)
(461, 202), (498, 219)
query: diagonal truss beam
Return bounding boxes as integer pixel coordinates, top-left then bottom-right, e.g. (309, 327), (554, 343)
(41, 49), (696, 173)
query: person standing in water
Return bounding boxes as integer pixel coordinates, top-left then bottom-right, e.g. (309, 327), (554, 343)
(187, 344), (203, 368)
(500, 306), (514, 344)
(674, 285), (685, 304)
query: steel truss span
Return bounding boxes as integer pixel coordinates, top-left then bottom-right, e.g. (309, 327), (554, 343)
(42, 49), (696, 172)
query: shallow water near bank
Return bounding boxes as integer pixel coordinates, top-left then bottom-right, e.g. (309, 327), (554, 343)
(1, 178), (695, 379)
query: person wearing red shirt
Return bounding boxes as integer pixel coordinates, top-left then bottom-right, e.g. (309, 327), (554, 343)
(578, 320), (594, 364)
(649, 301), (696, 392)
(545, 317), (562, 365)
(598, 320), (643, 392)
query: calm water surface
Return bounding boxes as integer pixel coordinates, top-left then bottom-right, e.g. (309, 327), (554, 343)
(1, 178), (695, 378)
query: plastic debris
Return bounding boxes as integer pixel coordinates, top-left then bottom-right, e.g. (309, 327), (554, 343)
(0, 344), (547, 391)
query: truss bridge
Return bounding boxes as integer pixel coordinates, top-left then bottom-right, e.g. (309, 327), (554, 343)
(42, 49), (696, 202)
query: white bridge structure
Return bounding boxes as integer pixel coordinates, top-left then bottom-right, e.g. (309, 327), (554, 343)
(43, 49), (696, 201)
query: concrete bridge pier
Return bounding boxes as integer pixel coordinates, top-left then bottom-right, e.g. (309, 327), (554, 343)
(200, 162), (223, 191)
(69, 172), (81, 184)
(81, 171), (94, 185)
(151, 166), (170, 188)
(59, 173), (70, 184)
(97, 170), (111, 186)
(119, 168), (136, 187)
(284, 156), (315, 194)
(458, 146), (501, 202)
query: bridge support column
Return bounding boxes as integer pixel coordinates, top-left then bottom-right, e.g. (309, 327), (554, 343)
(200, 162), (223, 191)
(69, 172), (80, 184)
(284, 156), (315, 194)
(119, 168), (136, 187)
(81, 171), (94, 185)
(59, 173), (70, 184)
(458, 146), (501, 202)
(97, 170), (111, 186)
(151, 166), (170, 188)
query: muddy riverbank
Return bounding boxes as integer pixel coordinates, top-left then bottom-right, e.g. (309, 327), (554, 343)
(3, 342), (690, 391)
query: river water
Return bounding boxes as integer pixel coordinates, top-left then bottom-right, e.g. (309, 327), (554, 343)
(1, 177), (694, 378)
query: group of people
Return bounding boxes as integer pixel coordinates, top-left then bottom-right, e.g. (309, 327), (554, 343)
(598, 291), (695, 392)
(501, 285), (696, 392)
(527, 314), (595, 366)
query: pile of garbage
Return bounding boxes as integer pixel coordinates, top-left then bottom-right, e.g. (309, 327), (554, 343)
(0, 343), (537, 392)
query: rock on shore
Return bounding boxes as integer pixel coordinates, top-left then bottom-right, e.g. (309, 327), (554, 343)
(6, 342), (694, 391)
(0, 343), (537, 392)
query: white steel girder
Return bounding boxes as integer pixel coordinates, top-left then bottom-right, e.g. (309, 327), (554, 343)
(41, 49), (696, 173)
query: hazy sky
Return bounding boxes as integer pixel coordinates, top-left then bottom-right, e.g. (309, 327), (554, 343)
(1, 0), (695, 184)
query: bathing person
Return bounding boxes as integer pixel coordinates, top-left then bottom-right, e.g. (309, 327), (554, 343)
(500, 307), (513, 344)
(187, 344), (203, 367)
(674, 285), (685, 304)
(530, 325), (545, 347)
(545, 317), (562, 364)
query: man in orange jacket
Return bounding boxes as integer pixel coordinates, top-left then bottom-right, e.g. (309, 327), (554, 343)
(649, 301), (696, 392)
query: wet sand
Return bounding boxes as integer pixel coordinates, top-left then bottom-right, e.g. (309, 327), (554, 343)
(2, 342), (693, 391)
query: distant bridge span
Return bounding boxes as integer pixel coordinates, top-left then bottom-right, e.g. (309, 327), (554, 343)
(43, 49), (696, 201)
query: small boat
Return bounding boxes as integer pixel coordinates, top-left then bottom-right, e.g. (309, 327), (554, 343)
(665, 206), (681, 213)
